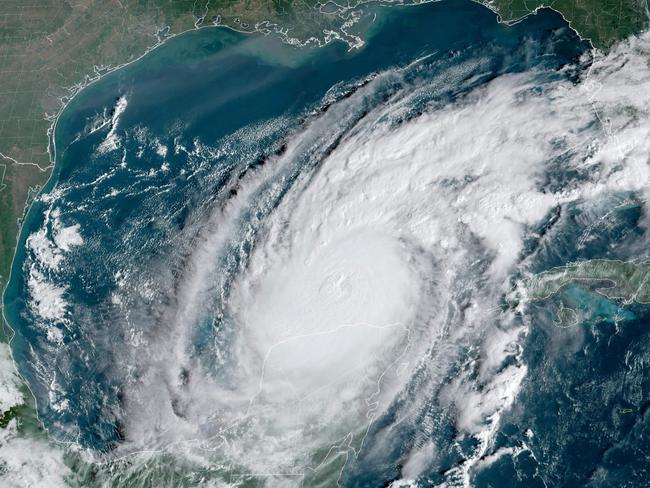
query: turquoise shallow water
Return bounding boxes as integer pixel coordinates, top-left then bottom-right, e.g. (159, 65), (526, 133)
(5, 0), (586, 448)
(8, 1), (650, 486)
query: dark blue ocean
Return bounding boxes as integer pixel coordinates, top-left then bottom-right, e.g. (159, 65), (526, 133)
(4, 0), (650, 486)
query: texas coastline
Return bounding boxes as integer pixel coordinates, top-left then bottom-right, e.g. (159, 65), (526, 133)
(1, 0), (591, 465)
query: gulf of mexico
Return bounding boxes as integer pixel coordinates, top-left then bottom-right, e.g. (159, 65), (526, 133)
(3, 0), (587, 455)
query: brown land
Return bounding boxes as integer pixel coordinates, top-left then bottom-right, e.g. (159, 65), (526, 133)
(0, 0), (647, 314)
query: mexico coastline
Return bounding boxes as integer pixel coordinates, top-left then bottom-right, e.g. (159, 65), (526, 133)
(2, 0), (590, 482)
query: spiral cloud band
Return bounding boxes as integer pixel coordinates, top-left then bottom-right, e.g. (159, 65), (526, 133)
(7, 21), (650, 487)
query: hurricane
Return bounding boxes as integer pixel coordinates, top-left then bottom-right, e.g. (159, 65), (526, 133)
(4, 2), (650, 486)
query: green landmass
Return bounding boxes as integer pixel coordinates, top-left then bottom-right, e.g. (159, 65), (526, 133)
(0, 1), (647, 483)
(0, 0), (368, 324)
(510, 259), (650, 327)
(0, 405), (19, 428)
(484, 0), (649, 47)
(0, 0), (647, 335)
(554, 305), (579, 328)
(523, 259), (650, 304)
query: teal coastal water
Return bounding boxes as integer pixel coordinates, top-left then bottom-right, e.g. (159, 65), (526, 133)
(6, 1), (649, 486)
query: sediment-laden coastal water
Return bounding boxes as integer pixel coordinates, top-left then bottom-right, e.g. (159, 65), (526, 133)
(4, 1), (650, 486)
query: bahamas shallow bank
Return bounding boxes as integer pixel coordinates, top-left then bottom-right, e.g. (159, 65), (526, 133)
(2, 1), (650, 486)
